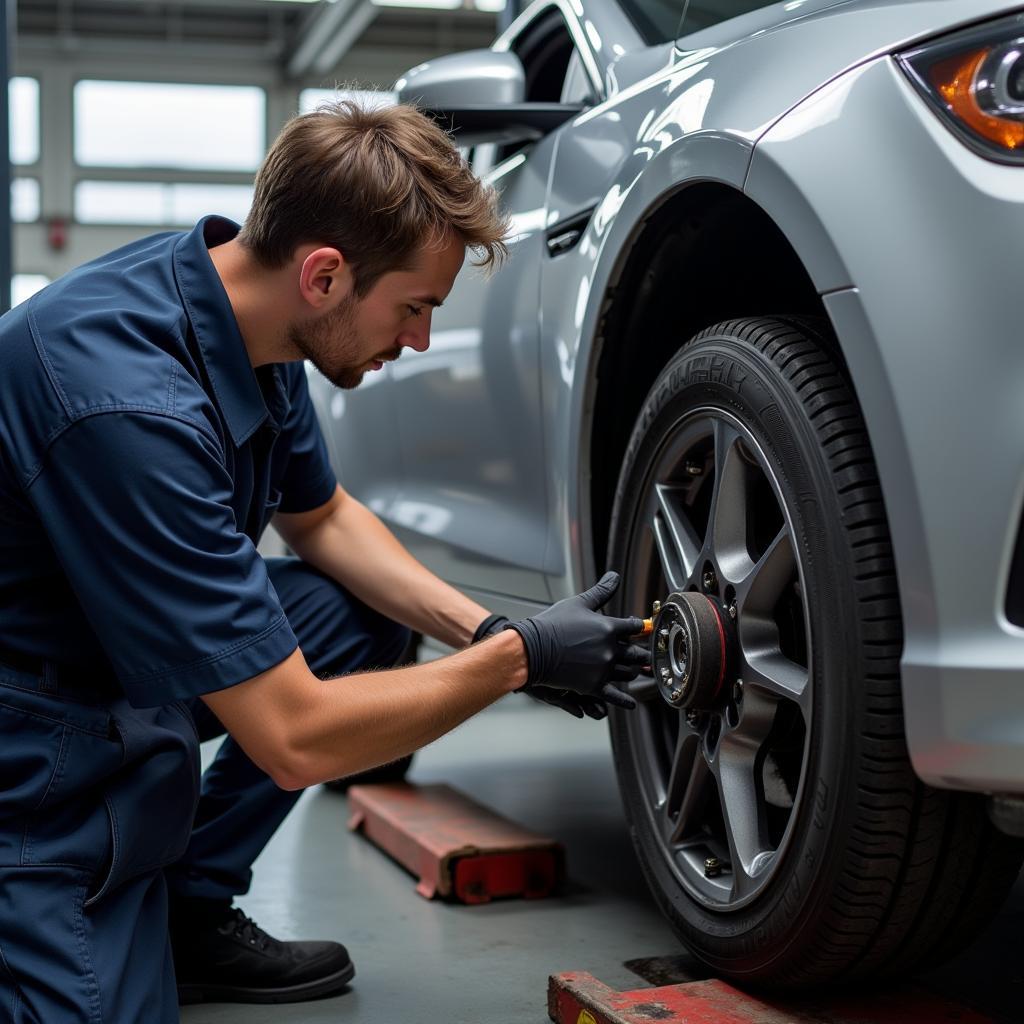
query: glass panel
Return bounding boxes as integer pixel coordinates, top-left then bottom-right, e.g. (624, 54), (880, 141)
(298, 88), (395, 114)
(75, 181), (254, 225)
(371, 0), (461, 7)
(679, 0), (780, 35)
(616, 0), (684, 42)
(12, 274), (50, 307)
(618, 0), (777, 43)
(12, 178), (40, 222)
(74, 81), (265, 171)
(10, 77), (40, 165)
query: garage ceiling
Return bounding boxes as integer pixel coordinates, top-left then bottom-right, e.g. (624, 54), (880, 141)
(15, 0), (499, 74)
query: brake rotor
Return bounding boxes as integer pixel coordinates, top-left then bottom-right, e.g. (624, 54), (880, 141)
(650, 592), (729, 710)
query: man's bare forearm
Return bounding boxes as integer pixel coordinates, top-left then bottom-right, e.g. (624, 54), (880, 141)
(275, 488), (489, 649)
(201, 629), (527, 790)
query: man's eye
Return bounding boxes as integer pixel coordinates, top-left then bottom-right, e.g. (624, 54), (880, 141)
(406, 305), (424, 318)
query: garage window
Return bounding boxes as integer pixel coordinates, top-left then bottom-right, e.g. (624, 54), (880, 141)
(10, 77), (40, 165)
(299, 88), (395, 114)
(12, 178), (40, 222)
(74, 181), (254, 226)
(12, 274), (49, 307)
(74, 81), (265, 171)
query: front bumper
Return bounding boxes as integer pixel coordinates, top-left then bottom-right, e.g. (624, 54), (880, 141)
(746, 54), (1024, 793)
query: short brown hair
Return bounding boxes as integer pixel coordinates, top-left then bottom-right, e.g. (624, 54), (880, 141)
(238, 100), (508, 295)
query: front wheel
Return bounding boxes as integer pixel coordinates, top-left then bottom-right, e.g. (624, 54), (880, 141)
(607, 317), (1022, 987)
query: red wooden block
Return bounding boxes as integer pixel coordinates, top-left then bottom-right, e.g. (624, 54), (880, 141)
(347, 781), (564, 903)
(548, 971), (995, 1024)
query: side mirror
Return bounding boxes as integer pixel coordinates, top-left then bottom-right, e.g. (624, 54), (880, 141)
(396, 49), (526, 108)
(396, 50), (584, 148)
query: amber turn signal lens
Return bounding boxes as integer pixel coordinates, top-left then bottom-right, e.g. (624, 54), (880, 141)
(928, 47), (1024, 152)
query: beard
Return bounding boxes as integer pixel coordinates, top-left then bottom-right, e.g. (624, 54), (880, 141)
(287, 295), (400, 390)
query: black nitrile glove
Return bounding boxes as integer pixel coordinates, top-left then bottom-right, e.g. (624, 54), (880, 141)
(472, 613), (607, 719)
(505, 571), (647, 710)
(472, 614), (510, 644)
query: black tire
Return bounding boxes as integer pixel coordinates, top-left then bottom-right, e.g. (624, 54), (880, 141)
(606, 317), (1023, 988)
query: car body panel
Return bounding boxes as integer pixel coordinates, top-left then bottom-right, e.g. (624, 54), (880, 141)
(750, 55), (1024, 791)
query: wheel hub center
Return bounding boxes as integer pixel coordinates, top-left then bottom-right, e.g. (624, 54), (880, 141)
(651, 592), (730, 710)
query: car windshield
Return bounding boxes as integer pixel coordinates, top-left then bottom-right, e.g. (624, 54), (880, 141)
(620, 0), (781, 45)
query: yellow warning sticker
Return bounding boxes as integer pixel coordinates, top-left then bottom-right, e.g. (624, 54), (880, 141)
(576, 1012), (598, 1024)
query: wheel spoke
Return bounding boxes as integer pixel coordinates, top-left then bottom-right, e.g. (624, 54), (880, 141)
(712, 726), (774, 897)
(709, 420), (754, 584)
(741, 528), (795, 611)
(661, 727), (711, 844)
(652, 484), (702, 593)
(743, 651), (809, 708)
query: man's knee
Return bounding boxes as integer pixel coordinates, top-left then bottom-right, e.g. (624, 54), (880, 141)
(265, 557), (413, 677)
(317, 611), (411, 678)
(371, 619), (414, 669)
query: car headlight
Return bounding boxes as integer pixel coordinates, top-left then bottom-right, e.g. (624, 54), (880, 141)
(899, 13), (1024, 164)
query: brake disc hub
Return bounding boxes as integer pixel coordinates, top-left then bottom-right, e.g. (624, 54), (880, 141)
(650, 591), (731, 710)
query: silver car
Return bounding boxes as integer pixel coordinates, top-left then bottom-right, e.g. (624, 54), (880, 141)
(309, 0), (1024, 987)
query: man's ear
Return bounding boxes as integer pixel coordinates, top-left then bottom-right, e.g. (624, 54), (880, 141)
(298, 247), (353, 311)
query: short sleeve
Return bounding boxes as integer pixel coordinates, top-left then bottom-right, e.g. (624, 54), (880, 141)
(27, 411), (298, 706)
(276, 366), (337, 514)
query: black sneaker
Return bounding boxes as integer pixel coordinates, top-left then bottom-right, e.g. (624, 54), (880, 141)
(172, 906), (355, 1005)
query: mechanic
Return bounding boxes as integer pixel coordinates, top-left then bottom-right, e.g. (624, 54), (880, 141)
(0, 100), (647, 1022)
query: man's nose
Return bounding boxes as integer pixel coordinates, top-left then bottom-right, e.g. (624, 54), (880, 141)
(398, 314), (432, 353)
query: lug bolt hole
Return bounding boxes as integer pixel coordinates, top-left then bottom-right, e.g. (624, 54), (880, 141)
(702, 564), (717, 593)
(705, 715), (721, 753)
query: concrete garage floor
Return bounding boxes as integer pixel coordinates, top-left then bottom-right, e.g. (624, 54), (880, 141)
(182, 697), (1024, 1024)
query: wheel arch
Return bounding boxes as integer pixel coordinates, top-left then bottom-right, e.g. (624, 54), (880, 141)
(581, 182), (833, 578)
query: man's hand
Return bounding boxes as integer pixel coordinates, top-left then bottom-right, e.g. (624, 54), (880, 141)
(473, 613), (608, 719)
(502, 571), (646, 712)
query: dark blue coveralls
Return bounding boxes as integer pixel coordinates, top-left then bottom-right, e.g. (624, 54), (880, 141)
(0, 216), (410, 1022)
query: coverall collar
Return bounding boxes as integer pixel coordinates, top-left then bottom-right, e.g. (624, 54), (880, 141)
(173, 215), (284, 447)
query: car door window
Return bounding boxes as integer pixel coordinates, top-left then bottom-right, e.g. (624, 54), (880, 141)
(561, 48), (599, 106)
(474, 8), (597, 174)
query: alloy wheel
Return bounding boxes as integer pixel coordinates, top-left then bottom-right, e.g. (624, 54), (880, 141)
(621, 409), (812, 911)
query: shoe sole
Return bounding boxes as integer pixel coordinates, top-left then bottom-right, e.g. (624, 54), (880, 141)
(177, 960), (355, 1005)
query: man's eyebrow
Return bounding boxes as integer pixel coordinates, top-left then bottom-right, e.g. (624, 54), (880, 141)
(411, 295), (444, 308)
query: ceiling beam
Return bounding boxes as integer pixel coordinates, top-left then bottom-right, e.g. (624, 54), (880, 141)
(312, 0), (378, 74)
(286, 0), (358, 78)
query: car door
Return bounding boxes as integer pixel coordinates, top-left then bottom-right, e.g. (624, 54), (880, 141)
(306, 358), (404, 518)
(388, 7), (600, 603)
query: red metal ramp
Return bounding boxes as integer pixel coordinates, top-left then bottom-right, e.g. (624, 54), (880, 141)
(347, 781), (564, 904)
(548, 971), (994, 1024)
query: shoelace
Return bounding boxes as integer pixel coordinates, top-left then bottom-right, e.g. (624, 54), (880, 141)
(222, 908), (271, 951)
